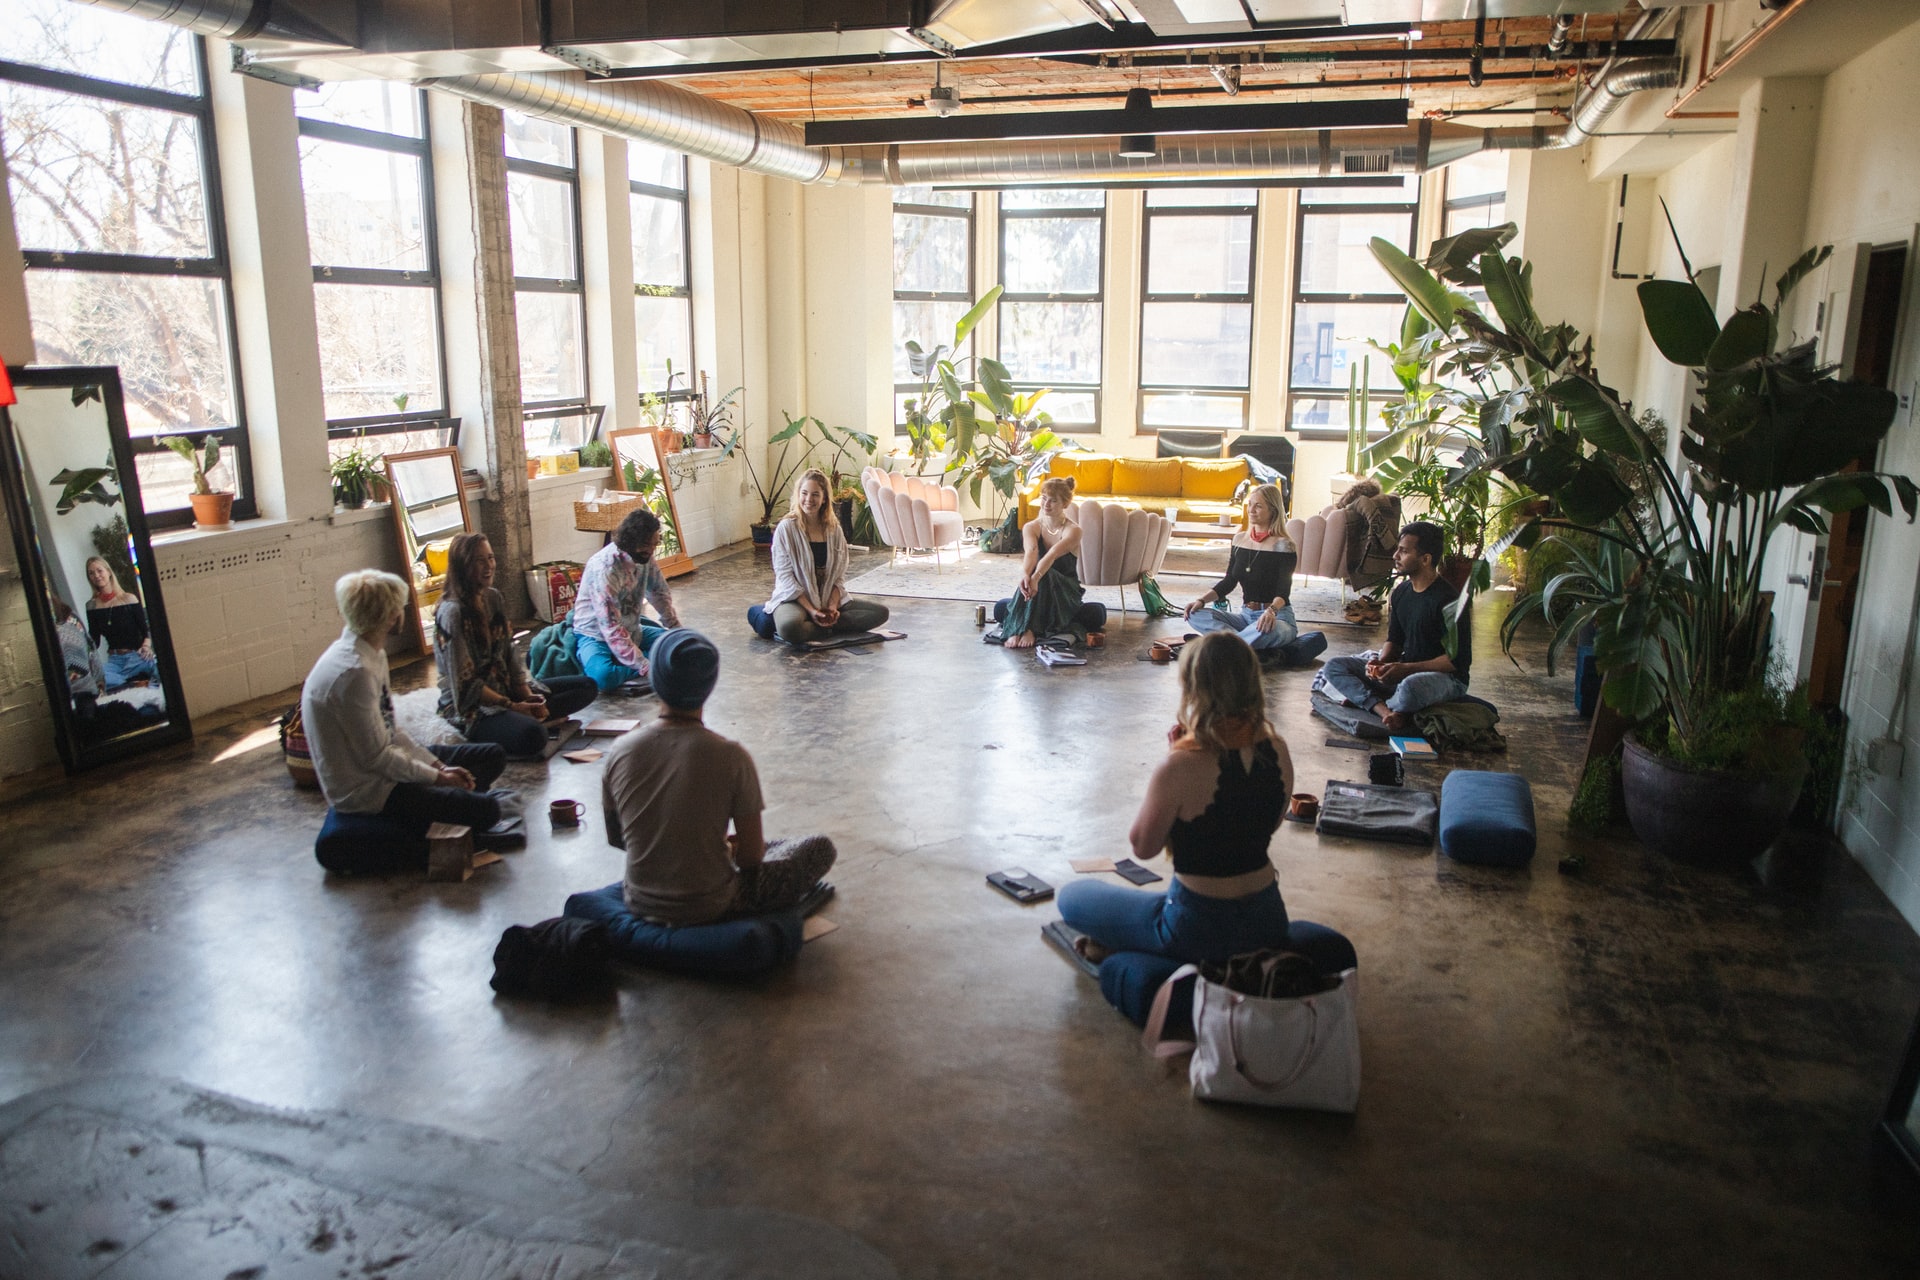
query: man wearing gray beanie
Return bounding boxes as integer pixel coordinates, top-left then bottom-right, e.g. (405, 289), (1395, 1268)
(603, 629), (836, 924)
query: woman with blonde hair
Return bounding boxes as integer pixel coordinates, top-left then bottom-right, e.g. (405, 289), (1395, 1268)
(1053, 631), (1356, 1025)
(1183, 482), (1299, 654)
(991, 474), (1085, 649)
(84, 555), (157, 690)
(761, 468), (891, 644)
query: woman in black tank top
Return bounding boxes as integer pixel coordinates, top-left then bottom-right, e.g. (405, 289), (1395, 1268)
(1056, 633), (1295, 970)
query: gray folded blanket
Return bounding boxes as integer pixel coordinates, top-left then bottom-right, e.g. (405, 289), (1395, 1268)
(1316, 779), (1438, 846)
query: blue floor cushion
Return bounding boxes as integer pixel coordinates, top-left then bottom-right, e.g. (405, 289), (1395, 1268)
(1438, 771), (1537, 867)
(315, 807), (428, 876)
(746, 604), (778, 640)
(563, 883), (803, 976)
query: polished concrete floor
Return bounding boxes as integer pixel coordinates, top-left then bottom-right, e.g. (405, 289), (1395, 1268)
(3, 544), (1920, 1278)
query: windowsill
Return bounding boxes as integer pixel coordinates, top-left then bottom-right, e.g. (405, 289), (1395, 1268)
(529, 466), (612, 493)
(1296, 430), (1393, 444)
(329, 502), (391, 526)
(150, 515), (295, 548)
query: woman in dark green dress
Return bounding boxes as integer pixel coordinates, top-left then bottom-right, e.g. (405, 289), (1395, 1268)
(997, 475), (1086, 648)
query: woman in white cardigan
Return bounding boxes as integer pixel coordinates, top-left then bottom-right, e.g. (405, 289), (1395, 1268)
(764, 469), (891, 644)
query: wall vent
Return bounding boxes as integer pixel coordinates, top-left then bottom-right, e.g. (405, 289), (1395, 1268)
(1341, 150), (1393, 175)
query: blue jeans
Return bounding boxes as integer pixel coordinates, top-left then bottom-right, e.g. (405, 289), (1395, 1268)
(1099, 922), (1358, 1028)
(102, 648), (158, 690)
(1058, 877), (1290, 966)
(1320, 654), (1467, 716)
(576, 626), (668, 692)
(1188, 602), (1298, 651)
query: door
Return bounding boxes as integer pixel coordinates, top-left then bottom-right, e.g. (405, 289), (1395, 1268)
(1806, 243), (1909, 706)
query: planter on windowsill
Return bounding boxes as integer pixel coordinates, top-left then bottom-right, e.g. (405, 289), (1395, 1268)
(190, 491), (234, 530)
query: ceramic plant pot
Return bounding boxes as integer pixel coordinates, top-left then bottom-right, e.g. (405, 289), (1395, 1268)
(1621, 736), (1808, 870)
(189, 491), (234, 530)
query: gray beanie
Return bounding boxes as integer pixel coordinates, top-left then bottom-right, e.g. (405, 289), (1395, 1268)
(648, 628), (719, 709)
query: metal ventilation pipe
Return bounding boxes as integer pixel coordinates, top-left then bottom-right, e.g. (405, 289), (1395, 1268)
(72, 0), (345, 44)
(423, 71), (878, 186)
(883, 126), (1438, 186)
(1548, 56), (1684, 149)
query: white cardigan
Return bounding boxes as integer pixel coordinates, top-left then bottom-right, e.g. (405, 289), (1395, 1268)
(764, 515), (853, 612)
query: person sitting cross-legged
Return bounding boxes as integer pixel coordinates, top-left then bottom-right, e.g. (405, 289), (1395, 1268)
(762, 468), (890, 644)
(1182, 482), (1299, 654)
(303, 570), (505, 873)
(1317, 519), (1471, 733)
(572, 507), (681, 693)
(603, 629), (836, 925)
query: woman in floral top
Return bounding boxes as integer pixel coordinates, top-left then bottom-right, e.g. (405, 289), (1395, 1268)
(436, 533), (599, 758)
(570, 507), (681, 692)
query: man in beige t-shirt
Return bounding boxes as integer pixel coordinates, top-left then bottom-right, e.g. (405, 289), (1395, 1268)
(602, 629), (835, 926)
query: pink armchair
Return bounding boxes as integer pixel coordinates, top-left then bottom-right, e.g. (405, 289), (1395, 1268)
(862, 467), (966, 569)
(1075, 500), (1171, 615)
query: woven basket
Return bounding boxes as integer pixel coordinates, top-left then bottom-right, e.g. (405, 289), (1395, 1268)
(573, 492), (647, 532)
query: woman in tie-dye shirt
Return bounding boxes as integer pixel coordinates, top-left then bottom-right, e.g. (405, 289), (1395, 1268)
(571, 507), (681, 691)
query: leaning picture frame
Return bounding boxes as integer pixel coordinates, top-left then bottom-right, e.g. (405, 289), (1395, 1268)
(0, 366), (192, 772)
(1878, 999), (1920, 1190)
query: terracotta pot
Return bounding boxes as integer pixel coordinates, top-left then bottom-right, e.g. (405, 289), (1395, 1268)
(1621, 736), (1808, 870)
(189, 491), (233, 530)
(526, 458), (539, 480)
(693, 432), (714, 449)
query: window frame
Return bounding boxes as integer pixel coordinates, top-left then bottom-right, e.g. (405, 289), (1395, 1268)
(1442, 164), (1507, 242)
(505, 122), (589, 419)
(630, 150), (695, 404)
(891, 190), (975, 427)
(1137, 194), (1258, 434)
(1287, 191), (1421, 443)
(1, 41), (255, 529)
(996, 191), (1105, 433)
(298, 91), (455, 446)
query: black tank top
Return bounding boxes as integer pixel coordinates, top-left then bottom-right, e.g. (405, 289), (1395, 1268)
(1165, 740), (1286, 877)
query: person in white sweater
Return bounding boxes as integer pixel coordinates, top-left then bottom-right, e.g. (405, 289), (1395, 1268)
(760, 469), (890, 644)
(302, 570), (504, 871)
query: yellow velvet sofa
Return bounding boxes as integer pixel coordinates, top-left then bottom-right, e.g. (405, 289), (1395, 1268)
(1017, 453), (1251, 525)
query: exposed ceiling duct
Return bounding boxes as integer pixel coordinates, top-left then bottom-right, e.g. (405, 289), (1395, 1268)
(76, 0), (351, 48)
(1548, 55), (1684, 149)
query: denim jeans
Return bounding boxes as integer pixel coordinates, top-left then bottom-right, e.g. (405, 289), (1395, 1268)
(103, 648), (158, 690)
(576, 627), (668, 692)
(379, 743), (506, 831)
(1058, 877), (1291, 966)
(1187, 602), (1299, 651)
(1320, 654), (1467, 716)
(1097, 922), (1358, 1029)
(465, 674), (600, 758)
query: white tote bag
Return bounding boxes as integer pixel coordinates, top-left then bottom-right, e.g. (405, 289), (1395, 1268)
(1145, 964), (1361, 1112)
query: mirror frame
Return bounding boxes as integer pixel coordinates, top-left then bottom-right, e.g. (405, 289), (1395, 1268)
(606, 427), (694, 579)
(0, 365), (192, 772)
(1880, 1000), (1920, 1189)
(381, 446), (474, 654)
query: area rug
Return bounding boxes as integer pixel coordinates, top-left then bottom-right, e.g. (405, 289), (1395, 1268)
(843, 541), (1365, 625)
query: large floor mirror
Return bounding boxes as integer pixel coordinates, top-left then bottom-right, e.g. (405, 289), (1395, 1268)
(0, 366), (191, 770)
(382, 447), (474, 654)
(607, 428), (693, 579)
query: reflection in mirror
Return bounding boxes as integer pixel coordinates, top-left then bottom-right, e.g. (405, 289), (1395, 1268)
(607, 428), (693, 579)
(382, 447), (473, 653)
(0, 366), (190, 770)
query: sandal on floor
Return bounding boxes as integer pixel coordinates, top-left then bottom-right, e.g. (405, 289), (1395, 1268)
(1041, 920), (1102, 980)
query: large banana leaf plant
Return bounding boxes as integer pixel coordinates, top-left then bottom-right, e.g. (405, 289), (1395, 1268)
(901, 285), (1001, 466)
(1370, 221), (1916, 757)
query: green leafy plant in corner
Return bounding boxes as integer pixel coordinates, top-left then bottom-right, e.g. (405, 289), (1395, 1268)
(1368, 218), (1917, 760)
(157, 434), (224, 495)
(578, 438), (614, 469)
(726, 412), (875, 531)
(329, 444), (382, 508)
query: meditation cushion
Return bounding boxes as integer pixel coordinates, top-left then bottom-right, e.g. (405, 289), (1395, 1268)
(1051, 452), (1114, 496)
(1180, 457), (1250, 501)
(1112, 457), (1184, 498)
(1438, 770), (1537, 868)
(746, 604), (777, 640)
(564, 883), (804, 977)
(315, 807), (428, 876)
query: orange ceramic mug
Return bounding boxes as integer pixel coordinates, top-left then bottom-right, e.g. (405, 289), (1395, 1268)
(1288, 793), (1320, 821)
(1149, 641), (1174, 663)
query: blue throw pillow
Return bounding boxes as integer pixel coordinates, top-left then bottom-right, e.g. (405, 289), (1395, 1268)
(1438, 771), (1536, 868)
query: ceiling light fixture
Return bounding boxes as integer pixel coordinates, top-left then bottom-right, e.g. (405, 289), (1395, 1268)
(1209, 63), (1242, 96)
(1118, 87), (1157, 158)
(924, 61), (960, 117)
(803, 94), (1407, 147)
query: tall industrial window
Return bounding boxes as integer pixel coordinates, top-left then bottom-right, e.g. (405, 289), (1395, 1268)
(1441, 152), (1508, 240)
(504, 109), (592, 455)
(0, 0), (251, 525)
(1287, 183), (1419, 437)
(629, 139), (692, 399)
(891, 185), (974, 425)
(997, 189), (1104, 432)
(297, 80), (451, 461)
(1139, 189), (1256, 433)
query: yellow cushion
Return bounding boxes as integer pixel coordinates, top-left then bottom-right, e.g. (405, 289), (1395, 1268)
(1181, 457), (1251, 500)
(1051, 453), (1114, 496)
(1112, 457), (1184, 498)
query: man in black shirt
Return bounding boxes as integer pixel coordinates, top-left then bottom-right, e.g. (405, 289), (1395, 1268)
(1319, 521), (1469, 732)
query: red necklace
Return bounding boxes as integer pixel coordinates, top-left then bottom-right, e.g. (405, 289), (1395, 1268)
(1248, 528), (1272, 543)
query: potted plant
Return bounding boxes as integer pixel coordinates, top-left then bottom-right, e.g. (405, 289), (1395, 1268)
(329, 444), (382, 510)
(687, 374), (741, 450)
(902, 286), (1001, 475)
(1370, 224), (1917, 868)
(159, 433), (232, 529)
(723, 411), (875, 550)
(578, 438), (614, 470)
